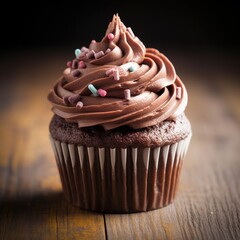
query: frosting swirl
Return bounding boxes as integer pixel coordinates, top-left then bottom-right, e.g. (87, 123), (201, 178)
(48, 14), (188, 130)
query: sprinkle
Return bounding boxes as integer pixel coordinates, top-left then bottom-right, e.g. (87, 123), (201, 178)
(79, 60), (86, 68)
(105, 48), (111, 54)
(81, 46), (89, 52)
(118, 66), (127, 75)
(124, 89), (131, 100)
(91, 40), (96, 44)
(127, 27), (135, 37)
(86, 50), (95, 59)
(72, 69), (81, 77)
(176, 87), (182, 99)
(98, 89), (107, 97)
(76, 101), (83, 109)
(105, 68), (115, 76)
(68, 94), (81, 104)
(63, 95), (70, 105)
(79, 47), (89, 57)
(66, 61), (72, 67)
(71, 59), (79, 69)
(88, 84), (99, 96)
(128, 65), (136, 72)
(75, 49), (81, 58)
(107, 33), (115, 40)
(94, 51), (104, 59)
(113, 69), (120, 81)
(79, 53), (86, 58)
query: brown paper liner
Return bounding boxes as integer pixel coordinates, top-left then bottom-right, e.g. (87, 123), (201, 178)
(49, 134), (191, 213)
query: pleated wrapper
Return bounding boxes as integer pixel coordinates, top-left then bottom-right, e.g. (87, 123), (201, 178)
(50, 134), (191, 213)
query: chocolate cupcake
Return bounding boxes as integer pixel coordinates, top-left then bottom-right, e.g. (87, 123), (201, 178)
(48, 14), (192, 213)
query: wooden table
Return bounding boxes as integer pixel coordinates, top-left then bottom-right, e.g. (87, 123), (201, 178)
(0, 46), (240, 240)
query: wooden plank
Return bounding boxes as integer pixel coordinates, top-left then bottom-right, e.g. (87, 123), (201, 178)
(105, 204), (185, 240)
(172, 77), (240, 240)
(0, 112), (15, 199)
(1, 195), (106, 240)
(104, 73), (240, 239)
(0, 77), (106, 240)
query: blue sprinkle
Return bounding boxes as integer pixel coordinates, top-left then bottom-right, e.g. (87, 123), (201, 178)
(88, 84), (99, 96)
(128, 65), (135, 72)
(75, 49), (81, 58)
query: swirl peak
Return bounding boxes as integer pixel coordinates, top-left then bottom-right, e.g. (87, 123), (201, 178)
(47, 14), (188, 130)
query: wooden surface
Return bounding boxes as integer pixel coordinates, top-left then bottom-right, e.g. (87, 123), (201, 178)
(0, 46), (240, 240)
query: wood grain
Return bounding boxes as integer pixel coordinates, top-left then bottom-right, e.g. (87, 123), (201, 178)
(0, 52), (106, 240)
(0, 47), (239, 240)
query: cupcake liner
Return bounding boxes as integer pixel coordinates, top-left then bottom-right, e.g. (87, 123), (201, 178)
(49, 134), (192, 213)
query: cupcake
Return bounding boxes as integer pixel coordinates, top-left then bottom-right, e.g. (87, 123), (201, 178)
(47, 14), (192, 213)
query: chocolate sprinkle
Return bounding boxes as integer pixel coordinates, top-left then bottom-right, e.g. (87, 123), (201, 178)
(72, 69), (81, 77)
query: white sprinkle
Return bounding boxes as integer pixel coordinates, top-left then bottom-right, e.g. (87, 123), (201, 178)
(120, 62), (138, 71)
(176, 87), (182, 99)
(94, 51), (105, 59)
(118, 66), (127, 75)
(76, 101), (83, 109)
(81, 46), (89, 53)
(124, 89), (131, 100)
(113, 69), (120, 81)
(105, 68), (115, 76)
(105, 48), (111, 54)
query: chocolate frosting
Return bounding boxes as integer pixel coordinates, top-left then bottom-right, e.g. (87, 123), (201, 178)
(48, 14), (188, 130)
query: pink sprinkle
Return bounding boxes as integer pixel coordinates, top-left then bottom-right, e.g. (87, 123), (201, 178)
(94, 51), (105, 59)
(105, 68), (115, 76)
(127, 27), (135, 37)
(76, 101), (83, 109)
(79, 60), (86, 68)
(86, 50), (95, 59)
(98, 89), (107, 97)
(105, 48), (111, 54)
(107, 33), (115, 40)
(91, 40), (96, 44)
(124, 89), (131, 100)
(67, 61), (72, 67)
(113, 69), (120, 81)
(176, 87), (182, 99)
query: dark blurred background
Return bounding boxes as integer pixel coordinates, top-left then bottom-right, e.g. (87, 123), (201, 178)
(1, 1), (239, 53)
(0, 0), (239, 108)
(1, 0), (239, 112)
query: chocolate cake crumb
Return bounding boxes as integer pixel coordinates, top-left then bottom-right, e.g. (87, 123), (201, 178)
(49, 114), (192, 148)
